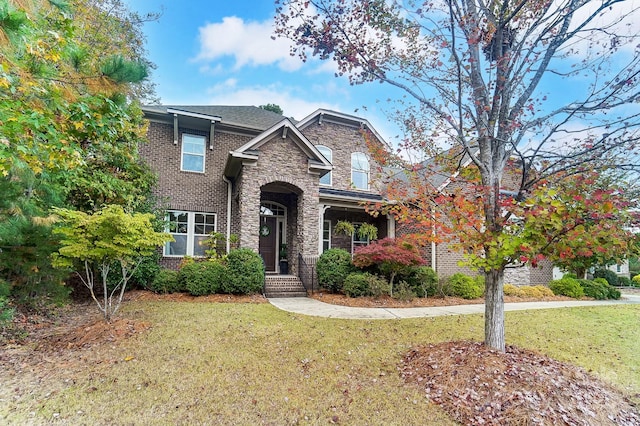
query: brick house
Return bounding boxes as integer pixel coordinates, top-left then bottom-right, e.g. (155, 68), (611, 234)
(140, 105), (552, 293)
(140, 105), (395, 294)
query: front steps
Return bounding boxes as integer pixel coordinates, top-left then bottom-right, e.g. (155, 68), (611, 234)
(264, 275), (308, 298)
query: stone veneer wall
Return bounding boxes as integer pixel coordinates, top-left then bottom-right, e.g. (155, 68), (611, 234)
(237, 134), (320, 264)
(301, 120), (373, 192)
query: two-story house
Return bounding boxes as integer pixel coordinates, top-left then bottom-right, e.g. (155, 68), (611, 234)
(140, 105), (395, 294)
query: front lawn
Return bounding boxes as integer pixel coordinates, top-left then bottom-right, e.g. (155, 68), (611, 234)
(1, 300), (638, 425)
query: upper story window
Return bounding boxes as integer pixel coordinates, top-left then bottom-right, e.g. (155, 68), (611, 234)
(181, 134), (206, 173)
(351, 152), (369, 190)
(165, 211), (216, 257)
(317, 145), (332, 186)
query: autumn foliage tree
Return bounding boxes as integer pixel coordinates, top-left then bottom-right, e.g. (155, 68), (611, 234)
(276, 0), (640, 350)
(53, 205), (172, 321)
(0, 0), (159, 305)
(352, 237), (425, 296)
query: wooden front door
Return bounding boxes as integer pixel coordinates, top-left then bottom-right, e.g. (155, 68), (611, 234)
(259, 216), (277, 272)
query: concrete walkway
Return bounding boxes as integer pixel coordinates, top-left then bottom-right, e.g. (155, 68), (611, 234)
(268, 293), (640, 320)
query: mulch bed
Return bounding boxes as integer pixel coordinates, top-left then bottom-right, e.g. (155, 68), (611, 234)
(401, 341), (640, 425)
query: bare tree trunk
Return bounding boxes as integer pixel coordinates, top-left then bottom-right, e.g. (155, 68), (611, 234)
(484, 268), (505, 351)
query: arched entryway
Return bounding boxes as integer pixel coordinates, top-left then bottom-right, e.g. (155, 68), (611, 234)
(259, 201), (286, 273)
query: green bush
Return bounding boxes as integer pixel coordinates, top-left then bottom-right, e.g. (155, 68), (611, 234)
(617, 276), (632, 287)
(633, 275), (640, 287)
(593, 269), (619, 287)
(504, 284), (554, 298)
(405, 266), (438, 297)
(317, 249), (356, 293)
(149, 269), (182, 294)
(225, 248), (264, 294)
(0, 279), (15, 328)
(343, 273), (371, 298)
(179, 261), (226, 296)
(393, 281), (416, 301)
(129, 252), (161, 289)
(578, 279), (609, 300)
(368, 274), (391, 298)
(447, 273), (484, 299)
(608, 286), (621, 300)
(549, 277), (584, 298)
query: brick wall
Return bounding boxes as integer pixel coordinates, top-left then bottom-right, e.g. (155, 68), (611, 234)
(141, 122), (251, 267)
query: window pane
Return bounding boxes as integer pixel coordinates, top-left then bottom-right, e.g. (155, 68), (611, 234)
(317, 146), (332, 186)
(183, 154), (204, 172)
(182, 135), (205, 172)
(351, 152), (368, 170)
(183, 135), (205, 154)
(351, 152), (369, 189)
(166, 235), (187, 256)
(193, 236), (207, 257)
(352, 170), (368, 190)
(168, 212), (188, 234)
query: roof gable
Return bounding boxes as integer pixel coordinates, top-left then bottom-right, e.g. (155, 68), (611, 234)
(297, 109), (387, 146)
(224, 118), (333, 179)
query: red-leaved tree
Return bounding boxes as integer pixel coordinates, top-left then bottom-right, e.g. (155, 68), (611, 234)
(352, 237), (425, 296)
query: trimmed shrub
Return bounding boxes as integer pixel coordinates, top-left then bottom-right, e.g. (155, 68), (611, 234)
(393, 281), (416, 301)
(593, 269), (619, 287)
(149, 269), (182, 294)
(549, 277), (584, 298)
(633, 275), (640, 287)
(503, 284), (554, 298)
(447, 273), (484, 299)
(406, 266), (438, 297)
(343, 273), (371, 298)
(368, 275), (391, 298)
(593, 277), (609, 286)
(578, 279), (609, 300)
(522, 285), (554, 298)
(342, 273), (391, 298)
(317, 249), (355, 293)
(504, 284), (520, 296)
(608, 286), (621, 300)
(617, 276), (632, 287)
(180, 261), (226, 296)
(225, 248), (264, 294)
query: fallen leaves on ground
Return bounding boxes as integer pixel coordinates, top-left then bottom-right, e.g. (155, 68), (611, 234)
(401, 341), (640, 426)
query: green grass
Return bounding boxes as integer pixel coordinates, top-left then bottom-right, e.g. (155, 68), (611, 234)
(2, 302), (639, 425)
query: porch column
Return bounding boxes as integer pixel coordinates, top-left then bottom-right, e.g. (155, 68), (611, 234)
(237, 172), (260, 252)
(318, 205), (329, 254)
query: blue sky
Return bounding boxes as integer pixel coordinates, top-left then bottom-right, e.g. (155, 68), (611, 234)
(125, 0), (402, 142)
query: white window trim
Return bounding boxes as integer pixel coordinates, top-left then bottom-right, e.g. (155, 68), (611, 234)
(351, 222), (370, 254)
(180, 134), (206, 173)
(164, 211), (217, 257)
(317, 145), (332, 186)
(322, 220), (331, 252)
(351, 152), (370, 190)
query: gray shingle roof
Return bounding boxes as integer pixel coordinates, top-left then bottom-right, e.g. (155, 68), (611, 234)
(142, 105), (287, 131)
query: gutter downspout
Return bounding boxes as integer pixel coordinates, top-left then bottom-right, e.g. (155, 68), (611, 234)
(223, 176), (232, 253)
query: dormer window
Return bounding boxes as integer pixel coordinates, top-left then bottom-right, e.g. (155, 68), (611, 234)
(317, 145), (332, 186)
(181, 134), (206, 173)
(351, 152), (369, 190)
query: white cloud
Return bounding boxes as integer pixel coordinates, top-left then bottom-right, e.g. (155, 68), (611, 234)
(205, 81), (340, 121)
(195, 16), (303, 71)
